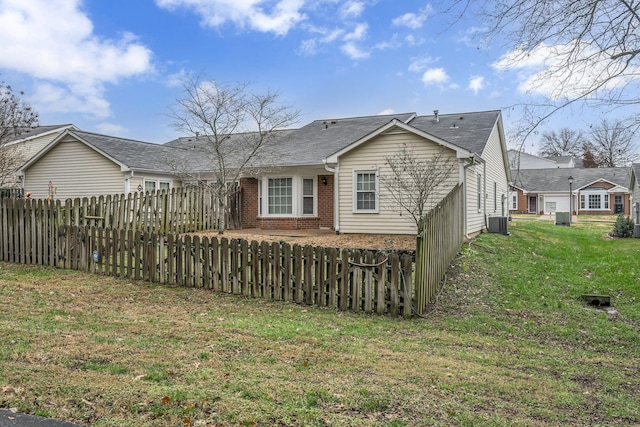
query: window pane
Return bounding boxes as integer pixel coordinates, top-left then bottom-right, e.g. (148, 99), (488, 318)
(159, 182), (170, 190)
(268, 178), (292, 214)
(145, 181), (156, 192)
(303, 179), (313, 196)
(303, 197), (314, 214)
(355, 172), (376, 211)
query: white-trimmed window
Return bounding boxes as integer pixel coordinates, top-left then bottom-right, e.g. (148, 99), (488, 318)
(353, 170), (378, 213)
(302, 178), (315, 215)
(268, 178), (293, 215)
(509, 191), (517, 210)
(143, 179), (171, 193)
(581, 191), (610, 210)
(260, 176), (317, 217)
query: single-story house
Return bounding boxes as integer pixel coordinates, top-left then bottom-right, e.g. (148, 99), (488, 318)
(508, 150), (577, 170)
(1, 124), (76, 188)
(19, 110), (511, 235)
(509, 167), (631, 215)
(17, 130), (185, 200)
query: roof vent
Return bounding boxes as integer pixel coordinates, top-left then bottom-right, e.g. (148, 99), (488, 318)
(450, 123), (458, 129)
(434, 110), (439, 122)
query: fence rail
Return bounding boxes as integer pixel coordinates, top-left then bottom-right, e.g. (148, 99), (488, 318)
(413, 184), (465, 315)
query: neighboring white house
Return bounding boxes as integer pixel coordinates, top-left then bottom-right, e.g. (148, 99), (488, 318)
(1, 124), (76, 188)
(18, 130), (182, 200)
(510, 167), (631, 215)
(19, 110), (511, 236)
(508, 150), (576, 170)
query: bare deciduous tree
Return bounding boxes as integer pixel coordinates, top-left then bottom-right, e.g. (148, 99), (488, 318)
(588, 118), (638, 167)
(169, 74), (300, 233)
(441, 0), (640, 143)
(538, 128), (585, 158)
(0, 80), (39, 187)
(380, 144), (455, 226)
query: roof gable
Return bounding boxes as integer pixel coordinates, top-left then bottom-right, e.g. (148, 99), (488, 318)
(324, 119), (473, 164)
(4, 124), (77, 146)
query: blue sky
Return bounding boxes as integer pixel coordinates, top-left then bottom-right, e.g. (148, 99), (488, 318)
(0, 0), (624, 151)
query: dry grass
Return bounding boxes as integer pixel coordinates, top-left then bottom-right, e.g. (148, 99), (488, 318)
(1, 220), (639, 426)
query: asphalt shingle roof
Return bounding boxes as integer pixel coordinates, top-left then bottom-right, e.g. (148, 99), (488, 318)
(163, 110), (501, 168)
(511, 167), (631, 192)
(71, 130), (198, 173)
(32, 111), (503, 174)
(408, 110), (501, 156)
(4, 124), (74, 144)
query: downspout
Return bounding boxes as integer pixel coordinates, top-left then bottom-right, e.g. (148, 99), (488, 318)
(125, 170), (134, 195)
(323, 161), (339, 234)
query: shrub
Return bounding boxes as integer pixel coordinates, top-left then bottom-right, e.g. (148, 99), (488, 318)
(611, 214), (635, 238)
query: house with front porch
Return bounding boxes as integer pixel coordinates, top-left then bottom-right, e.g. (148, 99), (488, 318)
(509, 167), (631, 215)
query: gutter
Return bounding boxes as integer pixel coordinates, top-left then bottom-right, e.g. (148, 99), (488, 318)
(323, 160), (339, 234)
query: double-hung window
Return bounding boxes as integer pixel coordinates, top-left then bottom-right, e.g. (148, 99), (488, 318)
(268, 178), (293, 215)
(354, 170), (378, 212)
(302, 178), (315, 215)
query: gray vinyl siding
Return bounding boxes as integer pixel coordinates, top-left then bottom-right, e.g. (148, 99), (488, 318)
(462, 121), (509, 235)
(465, 165), (484, 234)
(338, 130), (459, 235)
(23, 137), (125, 200)
(481, 124), (510, 217)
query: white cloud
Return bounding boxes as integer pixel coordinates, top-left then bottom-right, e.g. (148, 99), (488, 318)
(166, 69), (188, 88)
(343, 23), (368, 42)
(0, 0), (154, 118)
(94, 122), (130, 137)
(392, 5), (432, 30)
(408, 56), (437, 73)
(421, 68), (458, 89)
(378, 109), (394, 115)
(422, 68), (450, 85)
(341, 42), (369, 60)
(156, 0), (306, 36)
(468, 76), (484, 94)
(492, 41), (637, 100)
(340, 1), (364, 19)
(297, 39), (318, 56)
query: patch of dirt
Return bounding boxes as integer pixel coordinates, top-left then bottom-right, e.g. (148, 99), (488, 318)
(191, 229), (417, 251)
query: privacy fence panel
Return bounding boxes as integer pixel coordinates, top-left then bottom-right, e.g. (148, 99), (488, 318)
(414, 184), (465, 315)
(49, 225), (414, 317)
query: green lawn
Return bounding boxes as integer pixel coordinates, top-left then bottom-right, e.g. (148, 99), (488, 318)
(0, 220), (638, 426)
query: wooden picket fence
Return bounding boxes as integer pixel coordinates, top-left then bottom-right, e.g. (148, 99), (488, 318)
(29, 225), (413, 317)
(414, 184), (465, 315)
(0, 186), (242, 236)
(0, 186), (467, 318)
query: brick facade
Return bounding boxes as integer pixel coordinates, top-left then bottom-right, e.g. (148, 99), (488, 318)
(238, 175), (335, 230)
